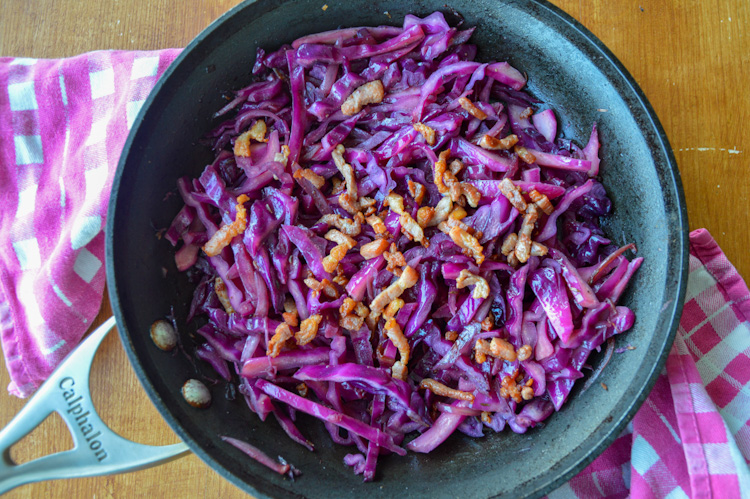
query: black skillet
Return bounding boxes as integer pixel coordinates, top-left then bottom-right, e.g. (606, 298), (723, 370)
(106, 0), (689, 496)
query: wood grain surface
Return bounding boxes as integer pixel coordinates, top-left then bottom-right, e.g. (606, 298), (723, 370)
(1, 0), (748, 497)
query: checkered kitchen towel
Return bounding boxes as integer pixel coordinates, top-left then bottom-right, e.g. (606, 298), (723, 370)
(0, 50), (180, 397)
(1, 52), (749, 497)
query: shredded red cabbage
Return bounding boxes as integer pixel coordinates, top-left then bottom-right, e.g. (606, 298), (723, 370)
(164, 11), (641, 481)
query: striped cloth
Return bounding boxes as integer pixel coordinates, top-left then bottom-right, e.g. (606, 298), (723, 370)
(1, 52), (748, 496)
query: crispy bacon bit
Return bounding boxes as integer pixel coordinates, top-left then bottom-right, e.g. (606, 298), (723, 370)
(449, 160), (464, 176)
(416, 206), (435, 228)
(340, 314), (365, 331)
(293, 168), (325, 189)
(499, 371), (523, 403)
(456, 269), (490, 299)
(333, 266), (349, 287)
(295, 314), (323, 346)
(499, 178), (527, 212)
(304, 277), (339, 299)
(360, 238), (390, 259)
(282, 312), (299, 327)
(601, 382), (608, 391)
(449, 206), (467, 220)
(383, 243), (407, 276)
(445, 330), (459, 341)
(366, 214), (388, 235)
(501, 232), (518, 256)
(507, 252), (520, 267)
(427, 196), (453, 227)
(448, 226), (485, 265)
(331, 177), (345, 196)
(531, 242), (548, 257)
(419, 378), (475, 402)
(248, 119), (268, 142)
(521, 386), (534, 400)
(433, 150), (451, 194)
(322, 230), (356, 273)
(475, 350), (488, 364)
(355, 302), (369, 318)
(370, 265), (419, 316)
(385, 318), (410, 380)
(481, 411), (493, 425)
(332, 144), (358, 200)
(340, 297), (357, 317)
(400, 213), (428, 247)
(514, 145), (537, 164)
(413, 122), (437, 146)
(385, 192), (405, 215)
(458, 96), (488, 120)
(267, 323), (293, 357)
(318, 213), (363, 236)
(460, 182), (481, 208)
(529, 189), (554, 215)
(214, 277), (235, 314)
(520, 107), (534, 120)
(478, 133), (519, 151)
(515, 205), (539, 264)
(491, 338), (517, 361)
(203, 195), (249, 257)
(383, 298), (405, 319)
(407, 180), (426, 205)
(517, 344), (533, 362)
(341, 80), (385, 116)
(296, 383), (309, 397)
(481, 313), (494, 331)
(273, 144), (290, 166)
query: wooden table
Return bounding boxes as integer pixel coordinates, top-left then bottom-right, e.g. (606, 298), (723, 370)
(1, 0), (748, 496)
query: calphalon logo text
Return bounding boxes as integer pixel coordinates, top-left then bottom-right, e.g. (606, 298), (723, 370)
(59, 377), (108, 462)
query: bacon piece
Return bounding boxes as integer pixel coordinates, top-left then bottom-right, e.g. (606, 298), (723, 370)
(427, 196), (453, 227)
(490, 338), (517, 361)
(413, 122), (437, 145)
(366, 214), (388, 235)
(339, 193), (375, 215)
(529, 189), (553, 215)
(282, 298), (298, 327)
(355, 302), (369, 318)
(341, 80), (385, 115)
(481, 313), (494, 331)
(370, 265), (419, 316)
(499, 178), (527, 212)
(519, 106), (534, 120)
(521, 386), (534, 400)
(515, 205), (539, 264)
(267, 323), (293, 357)
(449, 206), (467, 220)
(517, 344), (533, 362)
(385, 192), (405, 215)
(456, 269), (490, 299)
(214, 277), (235, 314)
(293, 168), (325, 189)
(322, 229), (356, 273)
(407, 180), (426, 205)
(203, 195), (249, 257)
(514, 145), (537, 164)
(304, 277), (339, 299)
(296, 383), (308, 397)
(400, 213), (428, 247)
(360, 238), (390, 259)
(383, 243), (407, 276)
(449, 159), (464, 175)
(416, 206), (435, 228)
(340, 297), (357, 317)
(531, 242), (548, 257)
(501, 232), (518, 256)
(332, 144), (358, 200)
(273, 144), (290, 166)
(458, 97), (487, 120)
(385, 318), (410, 381)
(499, 370), (523, 403)
(448, 226), (485, 265)
(383, 298), (404, 319)
(478, 134), (518, 151)
(445, 330), (459, 342)
(318, 213), (363, 236)
(295, 314), (323, 346)
(433, 150), (451, 194)
(419, 378), (475, 402)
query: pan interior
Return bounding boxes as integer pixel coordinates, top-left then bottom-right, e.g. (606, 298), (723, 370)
(106, 0), (687, 497)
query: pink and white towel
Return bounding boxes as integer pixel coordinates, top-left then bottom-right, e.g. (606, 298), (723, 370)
(1, 52), (749, 497)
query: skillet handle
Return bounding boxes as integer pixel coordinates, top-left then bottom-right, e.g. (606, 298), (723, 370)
(0, 317), (190, 494)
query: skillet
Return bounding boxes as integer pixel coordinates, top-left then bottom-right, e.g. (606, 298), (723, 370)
(104, 0), (688, 496)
